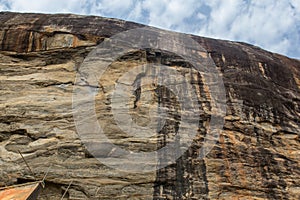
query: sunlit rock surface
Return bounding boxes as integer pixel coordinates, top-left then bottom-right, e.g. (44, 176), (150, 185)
(0, 12), (299, 199)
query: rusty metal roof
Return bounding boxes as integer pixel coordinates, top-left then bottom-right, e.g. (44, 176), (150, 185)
(0, 181), (42, 200)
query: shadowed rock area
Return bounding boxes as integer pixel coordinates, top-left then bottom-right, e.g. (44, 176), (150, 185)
(0, 12), (299, 199)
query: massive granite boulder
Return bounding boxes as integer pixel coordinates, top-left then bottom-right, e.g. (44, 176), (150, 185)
(0, 12), (299, 199)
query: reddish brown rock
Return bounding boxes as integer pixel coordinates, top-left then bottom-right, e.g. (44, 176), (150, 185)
(0, 12), (299, 199)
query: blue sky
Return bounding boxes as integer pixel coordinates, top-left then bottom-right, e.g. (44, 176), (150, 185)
(0, 0), (299, 59)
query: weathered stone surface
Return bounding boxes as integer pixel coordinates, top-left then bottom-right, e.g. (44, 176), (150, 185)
(0, 12), (299, 199)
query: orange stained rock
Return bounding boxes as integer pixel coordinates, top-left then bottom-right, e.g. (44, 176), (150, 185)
(0, 182), (41, 200)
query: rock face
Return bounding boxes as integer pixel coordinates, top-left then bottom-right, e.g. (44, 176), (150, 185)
(0, 12), (299, 200)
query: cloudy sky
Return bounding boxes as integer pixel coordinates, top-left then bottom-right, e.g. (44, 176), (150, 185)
(0, 0), (299, 58)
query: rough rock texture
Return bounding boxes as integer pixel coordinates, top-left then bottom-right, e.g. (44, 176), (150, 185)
(0, 12), (299, 200)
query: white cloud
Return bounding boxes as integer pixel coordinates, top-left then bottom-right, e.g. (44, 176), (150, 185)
(141, 0), (201, 30)
(91, 0), (135, 17)
(127, 1), (143, 20)
(7, 0), (84, 13)
(0, 0), (11, 10)
(196, 0), (299, 58)
(0, 0), (299, 58)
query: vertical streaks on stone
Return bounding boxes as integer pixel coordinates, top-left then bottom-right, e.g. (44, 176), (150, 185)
(0, 12), (299, 200)
(152, 50), (189, 199)
(253, 147), (289, 200)
(152, 50), (212, 199)
(0, 29), (8, 50)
